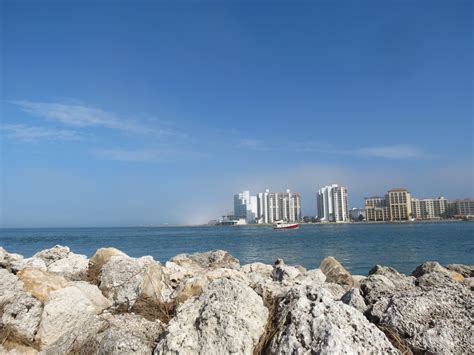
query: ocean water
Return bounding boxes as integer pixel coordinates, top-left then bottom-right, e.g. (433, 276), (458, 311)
(1, 222), (473, 275)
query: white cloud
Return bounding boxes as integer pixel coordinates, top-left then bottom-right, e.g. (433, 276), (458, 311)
(238, 138), (268, 151)
(353, 145), (429, 159)
(93, 148), (208, 162)
(8, 100), (173, 136)
(1, 123), (81, 142)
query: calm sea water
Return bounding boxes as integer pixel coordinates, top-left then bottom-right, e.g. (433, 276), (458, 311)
(1, 222), (473, 275)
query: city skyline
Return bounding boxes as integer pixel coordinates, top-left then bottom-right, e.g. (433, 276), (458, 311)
(1, 1), (473, 227)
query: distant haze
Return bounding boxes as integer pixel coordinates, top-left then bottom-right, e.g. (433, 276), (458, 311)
(1, 1), (472, 227)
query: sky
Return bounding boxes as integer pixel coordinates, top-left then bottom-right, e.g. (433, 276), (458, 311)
(1, 0), (473, 227)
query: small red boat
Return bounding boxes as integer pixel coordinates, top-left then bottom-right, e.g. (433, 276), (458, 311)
(273, 220), (300, 230)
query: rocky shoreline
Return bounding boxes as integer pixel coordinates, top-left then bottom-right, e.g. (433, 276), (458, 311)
(0, 246), (472, 354)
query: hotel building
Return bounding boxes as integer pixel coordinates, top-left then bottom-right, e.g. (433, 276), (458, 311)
(364, 196), (389, 222)
(448, 199), (474, 217)
(411, 197), (448, 219)
(234, 191), (258, 223)
(386, 188), (412, 221)
(316, 184), (349, 222)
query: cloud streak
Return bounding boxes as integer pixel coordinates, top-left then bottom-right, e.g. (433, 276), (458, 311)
(8, 100), (173, 136)
(93, 148), (209, 162)
(1, 124), (81, 142)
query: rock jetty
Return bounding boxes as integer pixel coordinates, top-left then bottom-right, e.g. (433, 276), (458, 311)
(0, 246), (472, 354)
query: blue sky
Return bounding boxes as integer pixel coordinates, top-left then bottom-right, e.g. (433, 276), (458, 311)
(1, 0), (472, 227)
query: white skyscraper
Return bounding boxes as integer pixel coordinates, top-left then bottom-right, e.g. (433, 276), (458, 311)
(234, 191), (258, 223)
(317, 184), (349, 222)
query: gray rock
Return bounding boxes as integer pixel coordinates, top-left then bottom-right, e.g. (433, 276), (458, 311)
(47, 253), (89, 281)
(2, 291), (43, 343)
(369, 286), (473, 354)
(319, 256), (353, 287)
(268, 285), (397, 354)
(341, 288), (367, 313)
(99, 255), (170, 312)
(0, 247), (25, 274)
(447, 263), (474, 278)
(169, 250), (240, 271)
(32, 246), (70, 267)
(155, 278), (268, 355)
(272, 259), (301, 282)
(361, 266), (415, 304)
(412, 261), (461, 288)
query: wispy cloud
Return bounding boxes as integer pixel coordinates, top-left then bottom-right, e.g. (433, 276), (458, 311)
(1, 123), (81, 142)
(8, 100), (173, 136)
(353, 145), (429, 159)
(238, 138), (268, 151)
(93, 148), (208, 162)
(239, 138), (429, 160)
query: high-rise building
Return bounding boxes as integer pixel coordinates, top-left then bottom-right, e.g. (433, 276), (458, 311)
(316, 184), (349, 222)
(265, 189), (301, 223)
(364, 196), (389, 221)
(237, 189), (301, 224)
(234, 191), (257, 223)
(411, 197), (448, 219)
(386, 188), (412, 221)
(448, 199), (474, 217)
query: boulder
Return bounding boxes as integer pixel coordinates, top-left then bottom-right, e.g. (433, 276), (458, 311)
(0, 268), (24, 304)
(99, 255), (170, 313)
(361, 266), (415, 304)
(81, 312), (163, 354)
(341, 288), (367, 313)
(412, 262), (462, 288)
(47, 253), (89, 281)
(352, 275), (367, 288)
(319, 256), (353, 287)
(296, 268), (326, 286)
(155, 279), (268, 355)
(88, 247), (128, 283)
(0, 247), (25, 274)
(22, 258), (47, 272)
(369, 286), (473, 354)
(169, 250), (240, 271)
(241, 262), (274, 278)
(171, 275), (208, 304)
(36, 283), (111, 348)
(32, 245), (70, 267)
(17, 268), (68, 303)
(447, 263), (474, 278)
(268, 285), (397, 354)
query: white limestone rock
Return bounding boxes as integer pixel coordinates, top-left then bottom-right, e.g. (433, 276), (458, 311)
(341, 287), (367, 313)
(0, 247), (25, 274)
(169, 250), (240, 272)
(155, 278), (268, 355)
(36, 283), (111, 348)
(99, 255), (170, 310)
(268, 285), (397, 354)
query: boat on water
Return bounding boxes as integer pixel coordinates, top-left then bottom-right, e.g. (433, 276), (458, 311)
(273, 220), (299, 230)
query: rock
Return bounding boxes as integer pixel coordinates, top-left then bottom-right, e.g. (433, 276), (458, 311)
(36, 283), (111, 348)
(155, 279), (268, 355)
(322, 282), (346, 300)
(169, 250), (240, 271)
(0, 270), (43, 346)
(22, 258), (47, 272)
(47, 253), (89, 281)
(0, 247), (25, 274)
(32, 245), (70, 267)
(361, 265), (415, 304)
(0, 268), (24, 304)
(0, 343), (38, 355)
(352, 275), (367, 288)
(241, 262), (274, 278)
(205, 268), (248, 283)
(88, 247), (128, 283)
(82, 312), (163, 354)
(412, 262), (462, 288)
(341, 288), (367, 313)
(319, 256), (353, 287)
(268, 285), (397, 354)
(171, 275), (208, 304)
(369, 286), (473, 354)
(463, 277), (474, 290)
(17, 268), (68, 302)
(447, 263), (474, 278)
(99, 255), (170, 313)
(296, 268), (326, 286)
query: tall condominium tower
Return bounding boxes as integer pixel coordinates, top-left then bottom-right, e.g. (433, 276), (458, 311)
(316, 184), (349, 222)
(234, 191), (258, 223)
(257, 189), (301, 223)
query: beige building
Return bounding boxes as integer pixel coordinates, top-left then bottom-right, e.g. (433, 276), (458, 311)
(448, 199), (474, 217)
(364, 196), (389, 221)
(411, 197), (448, 219)
(386, 188), (412, 221)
